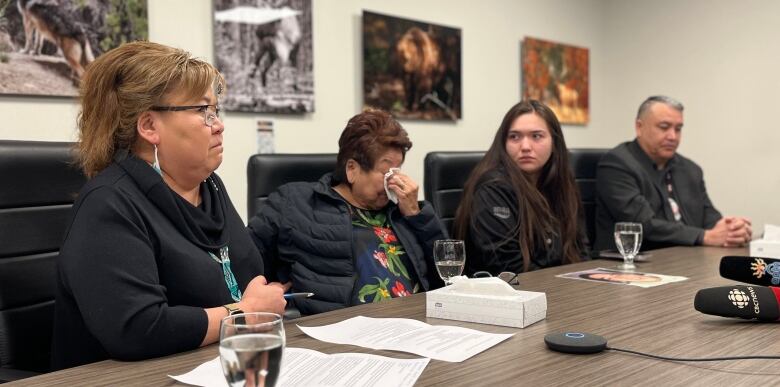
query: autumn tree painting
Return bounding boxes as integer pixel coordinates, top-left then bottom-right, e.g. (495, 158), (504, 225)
(522, 37), (589, 125)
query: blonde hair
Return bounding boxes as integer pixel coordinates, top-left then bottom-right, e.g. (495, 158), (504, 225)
(76, 41), (225, 177)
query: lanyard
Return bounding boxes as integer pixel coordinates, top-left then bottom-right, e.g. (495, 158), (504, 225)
(208, 246), (242, 302)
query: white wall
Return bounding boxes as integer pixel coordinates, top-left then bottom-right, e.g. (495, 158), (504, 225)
(1, 0), (774, 231)
(0, 0), (607, 222)
(603, 0), (780, 233)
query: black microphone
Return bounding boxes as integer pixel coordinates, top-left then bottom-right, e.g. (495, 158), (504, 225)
(719, 256), (780, 286)
(694, 285), (780, 321)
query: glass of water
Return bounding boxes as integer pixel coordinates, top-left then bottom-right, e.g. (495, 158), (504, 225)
(614, 222), (643, 271)
(434, 239), (466, 285)
(220, 312), (285, 387)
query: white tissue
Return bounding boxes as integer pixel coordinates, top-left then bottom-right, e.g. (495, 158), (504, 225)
(763, 224), (780, 240)
(384, 168), (401, 204)
(447, 276), (518, 296)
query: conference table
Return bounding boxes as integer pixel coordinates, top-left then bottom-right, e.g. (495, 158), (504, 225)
(13, 246), (780, 386)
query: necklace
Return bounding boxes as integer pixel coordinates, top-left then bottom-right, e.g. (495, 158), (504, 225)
(208, 246), (242, 302)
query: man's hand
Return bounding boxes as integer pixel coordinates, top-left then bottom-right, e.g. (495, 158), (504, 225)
(703, 216), (752, 247)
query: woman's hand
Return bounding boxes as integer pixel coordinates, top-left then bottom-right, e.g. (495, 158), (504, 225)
(387, 171), (420, 216)
(269, 281), (292, 292)
(238, 275), (286, 315)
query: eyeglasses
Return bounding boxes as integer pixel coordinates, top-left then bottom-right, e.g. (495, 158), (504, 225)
(150, 104), (221, 127)
(473, 271), (520, 285)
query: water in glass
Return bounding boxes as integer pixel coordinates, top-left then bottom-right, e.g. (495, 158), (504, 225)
(614, 222), (643, 270)
(436, 260), (464, 280)
(434, 240), (466, 285)
(220, 313), (284, 387)
(220, 334), (283, 387)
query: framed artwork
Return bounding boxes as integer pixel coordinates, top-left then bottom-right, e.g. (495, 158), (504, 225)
(0, 0), (148, 97)
(522, 37), (589, 125)
(214, 0), (313, 114)
(363, 11), (461, 121)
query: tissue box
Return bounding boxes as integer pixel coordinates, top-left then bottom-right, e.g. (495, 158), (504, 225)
(750, 239), (780, 259)
(425, 286), (547, 328)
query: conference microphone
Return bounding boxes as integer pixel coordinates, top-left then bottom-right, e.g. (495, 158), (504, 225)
(719, 256), (780, 286)
(694, 285), (780, 321)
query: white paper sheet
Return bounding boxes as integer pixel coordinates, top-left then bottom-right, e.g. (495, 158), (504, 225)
(170, 347), (428, 387)
(297, 316), (513, 362)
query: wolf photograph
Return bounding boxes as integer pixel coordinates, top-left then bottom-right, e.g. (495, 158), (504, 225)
(363, 11), (461, 121)
(0, 0), (147, 97)
(214, 0), (314, 114)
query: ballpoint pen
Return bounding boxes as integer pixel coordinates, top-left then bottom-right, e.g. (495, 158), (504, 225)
(283, 292), (315, 299)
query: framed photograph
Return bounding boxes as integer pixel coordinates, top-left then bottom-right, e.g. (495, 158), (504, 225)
(522, 37), (589, 125)
(0, 0), (148, 97)
(363, 11), (461, 121)
(213, 0), (313, 114)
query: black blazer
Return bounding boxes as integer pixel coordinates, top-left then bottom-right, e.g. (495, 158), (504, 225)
(594, 140), (722, 251)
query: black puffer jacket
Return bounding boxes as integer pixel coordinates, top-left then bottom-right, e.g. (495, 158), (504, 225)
(248, 173), (446, 315)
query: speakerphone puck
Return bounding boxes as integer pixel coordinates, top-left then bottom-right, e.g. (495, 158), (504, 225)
(544, 332), (608, 354)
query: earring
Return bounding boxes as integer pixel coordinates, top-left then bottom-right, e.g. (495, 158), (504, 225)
(152, 144), (162, 175)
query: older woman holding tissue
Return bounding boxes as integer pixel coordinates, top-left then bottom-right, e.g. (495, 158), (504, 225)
(249, 109), (446, 315)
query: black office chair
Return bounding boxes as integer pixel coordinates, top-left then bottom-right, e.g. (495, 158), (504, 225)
(246, 153), (337, 219)
(568, 148), (609, 247)
(0, 141), (86, 382)
(423, 151), (485, 235)
(246, 153), (337, 320)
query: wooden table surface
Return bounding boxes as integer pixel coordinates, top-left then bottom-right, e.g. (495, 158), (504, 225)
(12, 246), (780, 386)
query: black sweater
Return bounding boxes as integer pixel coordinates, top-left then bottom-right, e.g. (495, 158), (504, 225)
(51, 156), (263, 370)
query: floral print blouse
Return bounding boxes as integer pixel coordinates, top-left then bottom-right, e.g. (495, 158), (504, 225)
(348, 204), (420, 304)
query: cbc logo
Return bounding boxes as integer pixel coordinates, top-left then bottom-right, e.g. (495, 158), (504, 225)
(728, 289), (750, 309)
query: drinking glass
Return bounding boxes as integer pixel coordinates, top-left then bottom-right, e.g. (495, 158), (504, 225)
(434, 239), (466, 285)
(614, 222), (643, 270)
(220, 312), (285, 387)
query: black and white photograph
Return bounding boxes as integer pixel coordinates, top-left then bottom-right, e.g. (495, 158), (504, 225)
(214, 0), (314, 114)
(0, 0), (148, 97)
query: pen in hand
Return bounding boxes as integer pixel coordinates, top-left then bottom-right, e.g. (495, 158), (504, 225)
(283, 292), (314, 300)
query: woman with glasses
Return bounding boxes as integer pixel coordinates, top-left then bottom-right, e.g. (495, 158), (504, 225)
(453, 100), (588, 277)
(248, 109), (446, 316)
(51, 41), (286, 370)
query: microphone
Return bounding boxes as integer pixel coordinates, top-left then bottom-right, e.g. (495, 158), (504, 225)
(719, 256), (780, 286)
(694, 285), (780, 321)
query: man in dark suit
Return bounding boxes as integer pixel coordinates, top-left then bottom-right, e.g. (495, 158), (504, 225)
(594, 96), (751, 251)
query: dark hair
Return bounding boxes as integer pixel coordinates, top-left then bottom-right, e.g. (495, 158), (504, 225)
(332, 109), (412, 185)
(453, 100), (583, 271)
(636, 95), (683, 120)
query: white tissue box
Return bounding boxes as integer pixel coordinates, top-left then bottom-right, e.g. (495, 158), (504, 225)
(425, 285), (547, 328)
(750, 239), (780, 259)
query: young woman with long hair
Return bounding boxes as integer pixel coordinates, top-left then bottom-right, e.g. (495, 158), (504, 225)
(453, 100), (587, 276)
